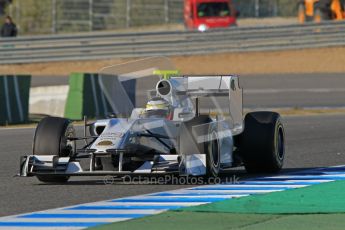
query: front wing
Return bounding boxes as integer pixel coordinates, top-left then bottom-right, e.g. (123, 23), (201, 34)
(18, 154), (207, 178)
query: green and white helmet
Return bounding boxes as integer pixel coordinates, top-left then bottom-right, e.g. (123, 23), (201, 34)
(146, 97), (170, 111)
(144, 97), (171, 118)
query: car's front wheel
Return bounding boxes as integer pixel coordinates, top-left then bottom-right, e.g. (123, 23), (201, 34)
(33, 116), (75, 183)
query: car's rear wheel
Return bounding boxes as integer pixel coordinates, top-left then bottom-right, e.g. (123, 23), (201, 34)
(33, 116), (75, 183)
(240, 112), (285, 173)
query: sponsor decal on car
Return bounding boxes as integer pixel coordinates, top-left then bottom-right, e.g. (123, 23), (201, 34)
(97, 140), (113, 146)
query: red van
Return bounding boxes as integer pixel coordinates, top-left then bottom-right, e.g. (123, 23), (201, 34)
(184, 0), (238, 31)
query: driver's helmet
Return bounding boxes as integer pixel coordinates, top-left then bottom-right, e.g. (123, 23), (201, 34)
(144, 97), (171, 118)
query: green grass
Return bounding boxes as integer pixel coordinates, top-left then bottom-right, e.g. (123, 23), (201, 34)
(89, 180), (345, 229)
(182, 180), (345, 214)
(89, 212), (345, 230)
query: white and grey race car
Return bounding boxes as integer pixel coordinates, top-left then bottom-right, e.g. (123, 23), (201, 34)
(19, 58), (285, 183)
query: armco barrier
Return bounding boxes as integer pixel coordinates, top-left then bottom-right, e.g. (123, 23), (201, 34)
(2, 21), (345, 64)
(0, 75), (31, 125)
(65, 73), (135, 120)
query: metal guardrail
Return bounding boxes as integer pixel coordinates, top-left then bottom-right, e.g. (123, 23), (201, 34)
(1, 21), (345, 64)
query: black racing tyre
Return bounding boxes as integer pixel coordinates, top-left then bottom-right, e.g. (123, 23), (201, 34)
(33, 116), (75, 183)
(240, 112), (285, 173)
(206, 124), (221, 178)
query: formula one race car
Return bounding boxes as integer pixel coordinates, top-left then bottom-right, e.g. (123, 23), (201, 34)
(19, 57), (285, 183)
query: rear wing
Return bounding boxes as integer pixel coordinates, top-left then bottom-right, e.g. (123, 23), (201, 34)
(182, 75), (243, 135)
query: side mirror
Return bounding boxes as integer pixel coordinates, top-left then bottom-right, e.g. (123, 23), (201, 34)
(107, 113), (117, 118)
(178, 112), (194, 119)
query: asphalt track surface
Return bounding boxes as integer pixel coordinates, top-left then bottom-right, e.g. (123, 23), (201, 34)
(1, 114), (345, 217)
(241, 73), (345, 108)
(31, 73), (345, 108)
